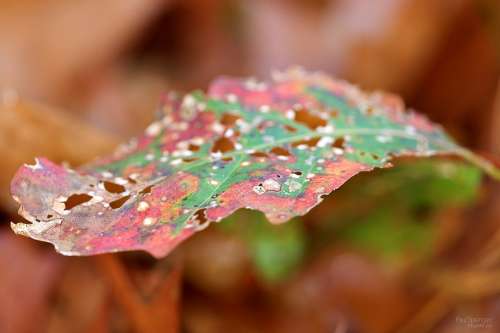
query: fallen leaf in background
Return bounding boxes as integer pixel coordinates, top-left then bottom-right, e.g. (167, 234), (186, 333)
(492, 81), (500, 155)
(182, 228), (253, 299)
(44, 259), (107, 333)
(0, 95), (119, 212)
(274, 250), (413, 333)
(0, 0), (172, 102)
(245, 0), (467, 93)
(411, 2), (500, 148)
(75, 64), (171, 136)
(0, 230), (62, 333)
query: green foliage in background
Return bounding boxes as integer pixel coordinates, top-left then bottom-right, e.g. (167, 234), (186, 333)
(218, 159), (481, 282)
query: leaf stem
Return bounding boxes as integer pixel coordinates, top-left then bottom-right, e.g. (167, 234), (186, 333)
(454, 147), (500, 181)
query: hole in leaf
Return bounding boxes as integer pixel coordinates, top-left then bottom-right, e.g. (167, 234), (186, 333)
(110, 195), (131, 209)
(293, 137), (320, 147)
(193, 209), (207, 224)
(251, 151), (269, 158)
(188, 144), (200, 152)
(64, 194), (92, 210)
(212, 137), (235, 153)
(127, 177), (137, 184)
(140, 185), (153, 195)
(332, 137), (345, 149)
(103, 181), (126, 194)
(292, 171), (302, 176)
(220, 113), (241, 126)
(294, 108), (327, 129)
(191, 209), (210, 230)
(270, 147), (291, 156)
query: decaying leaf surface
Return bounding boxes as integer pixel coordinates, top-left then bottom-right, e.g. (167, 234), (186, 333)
(10, 68), (488, 257)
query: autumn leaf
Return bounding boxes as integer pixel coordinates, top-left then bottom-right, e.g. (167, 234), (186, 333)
(10, 68), (500, 257)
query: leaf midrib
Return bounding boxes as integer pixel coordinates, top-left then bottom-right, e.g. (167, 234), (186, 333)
(136, 126), (455, 202)
(176, 127), (454, 174)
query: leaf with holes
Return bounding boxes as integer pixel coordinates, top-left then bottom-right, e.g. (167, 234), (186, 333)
(10, 68), (500, 257)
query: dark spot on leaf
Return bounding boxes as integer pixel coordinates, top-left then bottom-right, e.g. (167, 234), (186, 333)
(332, 137), (345, 149)
(294, 108), (327, 129)
(194, 209), (207, 221)
(283, 125), (298, 133)
(292, 171), (302, 176)
(182, 157), (199, 163)
(109, 195), (131, 209)
(251, 151), (269, 158)
(292, 137), (320, 147)
(140, 185), (153, 195)
(103, 181), (126, 194)
(222, 157), (234, 162)
(220, 113), (240, 126)
(192, 209), (208, 228)
(212, 137), (235, 153)
(188, 144), (200, 152)
(270, 147), (291, 156)
(64, 194), (92, 210)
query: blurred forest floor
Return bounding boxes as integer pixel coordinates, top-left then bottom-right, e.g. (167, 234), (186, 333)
(0, 0), (500, 332)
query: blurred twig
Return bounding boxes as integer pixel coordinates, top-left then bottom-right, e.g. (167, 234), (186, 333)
(396, 191), (500, 333)
(96, 255), (182, 333)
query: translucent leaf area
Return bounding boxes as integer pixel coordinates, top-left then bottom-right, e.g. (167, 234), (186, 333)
(10, 68), (465, 257)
